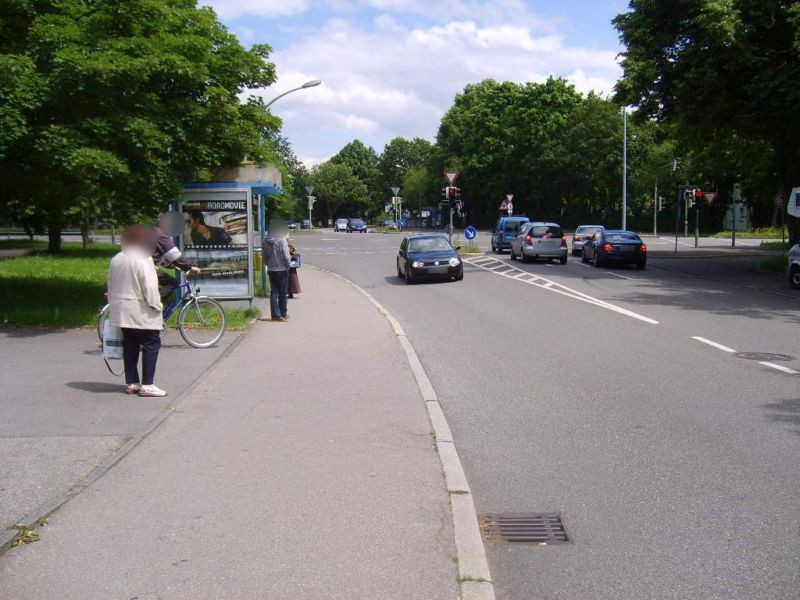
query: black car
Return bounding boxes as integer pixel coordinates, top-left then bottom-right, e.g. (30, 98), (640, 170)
(397, 235), (463, 284)
(582, 229), (647, 269)
(347, 218), (367, 233)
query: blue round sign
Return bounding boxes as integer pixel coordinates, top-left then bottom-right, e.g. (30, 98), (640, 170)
(464, 226), (477, 240)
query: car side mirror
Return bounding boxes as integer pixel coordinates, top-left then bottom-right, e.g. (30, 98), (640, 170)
(455, 246), (462, 251)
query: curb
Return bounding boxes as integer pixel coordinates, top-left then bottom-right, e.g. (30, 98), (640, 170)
(0, 329), (249, 554)
(309, 265), (495, 600)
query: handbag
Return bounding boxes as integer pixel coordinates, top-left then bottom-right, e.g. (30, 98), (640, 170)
(102, 321), (125, 376)
(290, 253), (302, 269)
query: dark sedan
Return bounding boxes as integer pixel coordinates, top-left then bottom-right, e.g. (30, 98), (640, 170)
(582, 230), (647, 269)
(397, 234), (463, 284)
(347, 218), (367, 233)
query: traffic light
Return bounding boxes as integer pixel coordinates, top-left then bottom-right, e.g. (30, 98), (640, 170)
(694, 188), (704, 207)
(683, 189), (694, 203)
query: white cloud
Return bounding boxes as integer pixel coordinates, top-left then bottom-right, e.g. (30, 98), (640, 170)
(205, 0), (310, 20)
(236, 3), (621, 166)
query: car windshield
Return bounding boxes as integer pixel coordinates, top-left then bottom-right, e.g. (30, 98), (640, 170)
(605, 232), (640, 242)
(408, 237), (452, 253)
(531, 225), (563, 238)
(336, 219), (347, 224)
(350, 220), (364, 225)
(576, 226), (602, 234)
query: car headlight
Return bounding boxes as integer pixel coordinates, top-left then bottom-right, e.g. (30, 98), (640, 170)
(448, 257), (461, 267)
(412, 261), (424, 268)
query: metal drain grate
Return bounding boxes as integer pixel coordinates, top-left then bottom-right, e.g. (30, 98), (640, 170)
(735, 352), (794, 362)
(479, 513), (570, 544)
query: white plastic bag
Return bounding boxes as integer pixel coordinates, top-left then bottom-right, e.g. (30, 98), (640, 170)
(102, 321), (124, 360)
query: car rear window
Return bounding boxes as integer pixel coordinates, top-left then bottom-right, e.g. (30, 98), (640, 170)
(531, 225), (563, 238)
(606, 232), (640, 242)
(576, 226), (602, 234)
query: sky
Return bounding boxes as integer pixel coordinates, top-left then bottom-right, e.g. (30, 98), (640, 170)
(203, 0), (629, 166)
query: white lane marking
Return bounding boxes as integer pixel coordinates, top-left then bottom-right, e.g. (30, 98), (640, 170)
(512, 272), (528, 279)
(577, 262), (591, 268)
(659, 236), (694, 247)
(464, 257), (659, 325)
(759, 362), (800, 375)
(691, 336), (737, 353)
(321, 238), (340, 241)
(606, 272), (634, 280)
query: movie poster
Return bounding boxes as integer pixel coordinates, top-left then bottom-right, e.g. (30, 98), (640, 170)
(182, 189), (253, 299)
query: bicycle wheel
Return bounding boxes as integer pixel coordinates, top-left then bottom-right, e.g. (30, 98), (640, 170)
(178, 297), (227, 348)
(97, 304), (110, 342)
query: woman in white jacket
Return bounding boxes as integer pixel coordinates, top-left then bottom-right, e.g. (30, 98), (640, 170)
(107, 225), (166, 397)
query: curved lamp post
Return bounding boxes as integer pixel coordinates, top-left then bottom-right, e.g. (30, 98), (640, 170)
(264, 79), (322, 108)
(259, 79), (322, 293)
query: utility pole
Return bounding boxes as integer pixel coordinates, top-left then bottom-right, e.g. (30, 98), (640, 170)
(732, 184), (741, 247)
(622, 108), (628, 230)
(654, 181), (658, 236)
(391, 186), (400, 232)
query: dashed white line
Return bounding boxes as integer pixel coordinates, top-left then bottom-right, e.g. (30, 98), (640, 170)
(759, 362), (800, 375)
(605, 272), (635, 280)
(691, 336), (737, 353)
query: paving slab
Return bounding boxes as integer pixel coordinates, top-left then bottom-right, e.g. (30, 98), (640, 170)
(0, 267), (457, 599)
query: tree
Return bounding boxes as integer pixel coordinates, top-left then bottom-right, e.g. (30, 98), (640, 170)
(614, 0), (800, 238)
(378, 137), (434, 200)
(330, 139), (381, 211)
(308, 162), (369, 223)
(0, 0), (278, 251)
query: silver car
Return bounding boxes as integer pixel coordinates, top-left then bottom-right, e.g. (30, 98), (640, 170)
(571, 225), (604, 256)
(510, 222), (568, 264)
(334, 218), (348, 232)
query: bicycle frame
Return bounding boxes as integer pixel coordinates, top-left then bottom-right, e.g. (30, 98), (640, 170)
(163, 281), (195, 321)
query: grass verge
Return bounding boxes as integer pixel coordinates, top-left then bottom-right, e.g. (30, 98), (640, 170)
(760, 240), (791, 250)
(0, 243), (259, 328)
(710, 227), (786, 239)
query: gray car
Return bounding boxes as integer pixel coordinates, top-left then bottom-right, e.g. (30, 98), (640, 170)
(571, 225), (604, 256)
(510, 222), (568, 264)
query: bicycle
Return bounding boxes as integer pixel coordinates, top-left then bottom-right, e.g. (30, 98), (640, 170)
(97, 277), (227, 349)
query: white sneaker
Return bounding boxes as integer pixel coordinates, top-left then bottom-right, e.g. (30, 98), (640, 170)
(126, 384), (142, 395)
(138, 385), (167, 397)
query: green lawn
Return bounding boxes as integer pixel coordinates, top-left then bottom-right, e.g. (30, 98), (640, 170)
(0, 243), (259, 328)
(710, 227), (786, 239)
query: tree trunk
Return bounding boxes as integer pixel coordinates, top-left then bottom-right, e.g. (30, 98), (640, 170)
(47, 211), (62, 253)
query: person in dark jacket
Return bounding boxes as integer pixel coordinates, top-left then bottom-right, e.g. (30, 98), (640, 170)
(152, 213), (199, 301)
(262, 221), (292, 322)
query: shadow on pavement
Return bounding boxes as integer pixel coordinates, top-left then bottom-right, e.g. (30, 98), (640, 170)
(762, 398), (800, 435)
(66, 381), (125, 394)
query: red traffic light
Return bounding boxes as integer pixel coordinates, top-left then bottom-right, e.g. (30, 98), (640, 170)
(694, 189), (704, 199)
(448, 187), (457, 198)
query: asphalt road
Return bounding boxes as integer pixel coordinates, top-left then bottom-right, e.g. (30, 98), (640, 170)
(297, 230), (799, 600)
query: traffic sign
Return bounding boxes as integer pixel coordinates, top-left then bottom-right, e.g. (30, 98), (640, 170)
(704, 191), (717, 206)
(391, 186), (400, 196)
(499, 199), (508, 211)
(464, 226), (477, 240)
(774, 193), (784, 208)
(506, 194), (514, 202)
(444, 170), (459, 185)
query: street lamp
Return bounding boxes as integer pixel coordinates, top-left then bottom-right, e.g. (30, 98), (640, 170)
(622, 107), (628, 231)
(264, 79), (322, 109)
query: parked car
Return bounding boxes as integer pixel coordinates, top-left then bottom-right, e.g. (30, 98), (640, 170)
(571, 225), (604, 256)
(301, 219), (312, 230)
(397, 234), (463, 284)
(510, 222), (568, 264)
(347, 218), (367, 233)
(287, 221), (299, 230)
(383, 220), (397, 230)
(334, 218), (349, 232)
(491, 216), (530, 253)
(582, 230), (647, 269)
(788, 243), (800, 289)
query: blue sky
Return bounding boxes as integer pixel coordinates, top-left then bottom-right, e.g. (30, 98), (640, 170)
(204, 1), (629, 165)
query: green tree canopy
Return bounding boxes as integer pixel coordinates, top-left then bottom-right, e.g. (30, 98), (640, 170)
(309, 161), (369, 223)
(0, 0), (279, 251)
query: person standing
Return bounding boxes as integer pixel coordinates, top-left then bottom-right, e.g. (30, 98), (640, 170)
(152, 212), (199, 301)
(262, 221), (291, 322)
(107, 225), (166, 397)
(287, 234), (301, 299)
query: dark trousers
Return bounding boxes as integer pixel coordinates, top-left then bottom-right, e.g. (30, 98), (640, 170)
(157, 270), (178, 302)
(268, 270), (289, 319)
(122, 328), (161, 385)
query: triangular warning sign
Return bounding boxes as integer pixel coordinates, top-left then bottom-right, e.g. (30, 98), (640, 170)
(444, 170), (459, 185)
(499, 199), (509, 211)
(704, 192), (717, 206)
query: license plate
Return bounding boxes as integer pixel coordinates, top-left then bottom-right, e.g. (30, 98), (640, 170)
(619, 246), (634, 253)
(427, 266), (448, 274)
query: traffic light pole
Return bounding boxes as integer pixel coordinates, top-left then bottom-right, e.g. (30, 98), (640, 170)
(695, 206), (700, 248)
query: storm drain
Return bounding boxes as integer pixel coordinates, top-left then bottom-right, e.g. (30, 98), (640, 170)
(478, 513), (570, 544)
(735, 352), (794, 362)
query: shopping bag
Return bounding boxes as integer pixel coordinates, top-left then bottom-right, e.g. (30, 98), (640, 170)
(290, 253), (302, 269)
(103, 321), (124, 360)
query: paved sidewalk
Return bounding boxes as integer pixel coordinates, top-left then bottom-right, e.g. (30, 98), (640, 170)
(0, 267), (457, 599)
(0, 328), (238, 547)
